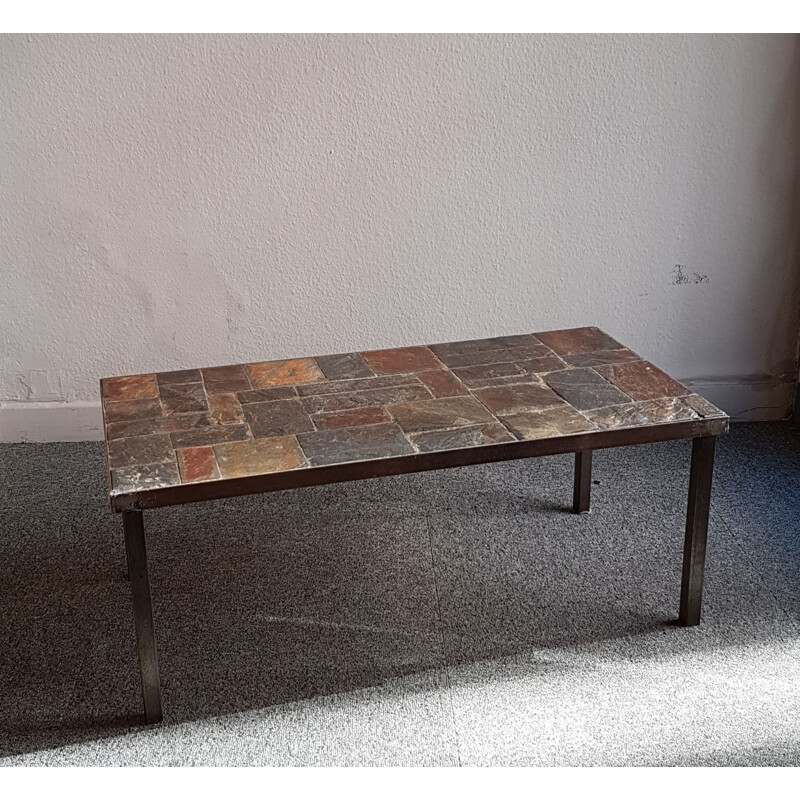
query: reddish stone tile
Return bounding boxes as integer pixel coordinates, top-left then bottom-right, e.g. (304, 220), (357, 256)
(313, 407), (391, 430)
(202, 364), (252, 393)
(597, 360), (688, 401)
(248, 358), (325, 388)
(177, 446), (220, 483)
(208, 393), (245, 424)
(102, 374), (159, 401)
(104, 398), (162, 423)
(502, 406), (598, 441)
(472, 383), (565, 416)
(106, 417), (163, 439)
(387, 397), (496, 433)
(362, 346), (441, 374)
(537, 327), (624, 356)
(416, 370), (469, 398)
(159, 412), (215, 433)
(107, 433), (174, 469)
(214, 437), (305, 478)
(160, 382), (208, 415)
(562, 349), (640, 368)
(156, 369), (202, 385)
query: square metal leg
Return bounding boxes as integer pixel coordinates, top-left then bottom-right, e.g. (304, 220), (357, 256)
(573, 450), (592, 514)
(123, 510), (163, 723)
(679, 436), (716, 626)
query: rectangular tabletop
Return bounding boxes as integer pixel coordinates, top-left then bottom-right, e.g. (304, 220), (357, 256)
(101, 327), (728, 511)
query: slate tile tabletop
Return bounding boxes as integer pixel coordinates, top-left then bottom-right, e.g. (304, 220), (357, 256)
(101, 327), (728, 507)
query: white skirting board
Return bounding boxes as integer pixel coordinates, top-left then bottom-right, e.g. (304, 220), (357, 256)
(0, 379), (794, 442)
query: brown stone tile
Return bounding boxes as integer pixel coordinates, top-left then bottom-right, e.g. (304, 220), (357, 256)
(451, 361), (528, 388)
(298, 424), (414, 466)
(514, 354), (569, 376)
(202, 364), (252, 393)
(160, 382), (208, 415)
(177, 446), (220, 483)
(416, 370), (470, 398)
(681, 394), (726, 418)
(409, 423), (515, 453)
(237, 387), (297, 404)
(214, 436), (305, 478)
(170, 424), (250, 449)
(103, 398), (162, 423)
(502, 406), (598, 441)
(208, 393), (245, 424)
(430, 334), (542, 359)
(315, 352), (374, 380)
(597, 360), (688, 401)
(362, 346), (441, 374)
(544, 368), (631, 410)
(111, 461), (180, 495)
(107, 433), (174, 469)
(583, 398), (699, 430)
(106, 417), (164, 440)
(537, 327), (624, 356)
(243, 399), (315, 438)
(312, 407), (391, 430)
(160, 412), (215, 433)
(248, 358), (325, 388)
(301, 384), (432, 415)
(102, 374), (159, 401)
(156, 369), (202, 385)
(562, 349), (641, 368)
(432, 343), (552, 368)
(387, 396), (497, 433)
(472, 383), (565, 416)
(296, 374), (417, 396)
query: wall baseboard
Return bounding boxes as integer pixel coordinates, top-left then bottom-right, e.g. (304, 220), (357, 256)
(0, 379), (793, 442)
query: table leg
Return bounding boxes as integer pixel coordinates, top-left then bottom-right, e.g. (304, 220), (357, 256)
(573, 450), (592, 514)
(123, 510), (163, 723)
(679, 436), (716, 626)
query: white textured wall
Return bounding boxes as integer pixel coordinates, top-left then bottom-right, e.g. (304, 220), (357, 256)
(2, 34), (799, 441)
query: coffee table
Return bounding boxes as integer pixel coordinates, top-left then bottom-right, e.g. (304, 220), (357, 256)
(101, 326), (728, 723)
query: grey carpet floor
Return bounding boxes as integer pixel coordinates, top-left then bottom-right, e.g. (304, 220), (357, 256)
(1, 422), (800, 766)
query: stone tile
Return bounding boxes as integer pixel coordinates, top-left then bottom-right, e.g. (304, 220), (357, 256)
(430, 333), (542, 358)
(243, 399), (315, 438)
(315, 352), (375, 380)
(301, 384), (432, 415)
(416, 370), (470, 398)
(432, 343), (551, 368)
(597, 360), (689, 401)
(298, 423), (414, 466)
(169, 424), (251, 449)
(177, 446), (220, 483)
(501, 405), (598, 440)
(160, 413), (215, 433)
(107, 433), (174, 469)
(387, 397), (497, 433)
(544, 368), (631, 410)
(156, 369), (202, 385)
(214, 437), (306, 478)
(451, 362), (529, 388)
(160, 382), (208, 415)
(584, 398), (699, 430)
(296, 374), (417, 397)
(537, 327), (624, 356)
(237, 387), (298, 404)
(103, 398), (162, 423)
(208, 393), (245, 424)
(562, 349), (641, 368)
(248, 358), (325, 388)
(362, 346), (442, 374)
(514, 354), (569, 376)
(111, 460), (180, 494)
(202, 365), (252, 393)
(472, 383), (565, 416)
(102, 374), (159, 401)
(409, 423), (515, 453)
(682, 393), (726, 418)
(312, 408), (391, 430)
(106, 417), (164, 439)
